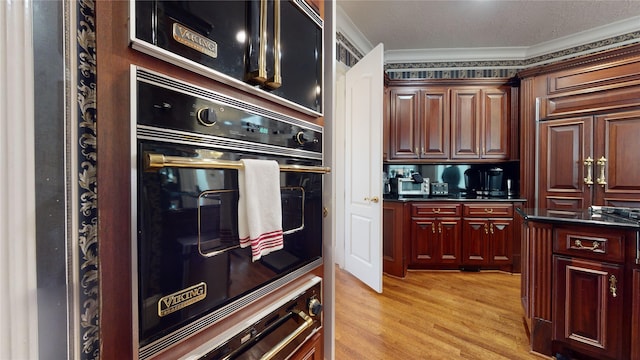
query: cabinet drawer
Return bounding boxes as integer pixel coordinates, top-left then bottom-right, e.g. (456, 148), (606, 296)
(463, 203), (513, 217)
(411, 203), (460, 217)
(554, 227), (625, 263)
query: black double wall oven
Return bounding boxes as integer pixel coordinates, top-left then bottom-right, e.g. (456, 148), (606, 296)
(131, 67), (326, 359)
(131, 0), (323, 115)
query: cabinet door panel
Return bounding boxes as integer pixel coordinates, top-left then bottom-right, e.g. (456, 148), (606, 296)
(553, 256), (624, 359)
(482, 88), (510, 159)
(594, 110), (640, 205)
(419, 88), (449, 159)
(411, 218), (438, 264)
(439, 218), (461, 264)
(462, 220), (489, 265)
(383, 202), (405, 277)
(389, 89), (419, 159)
(451, 89), (481, 159)
(538, 117), (593, 209)
(490, 220), (512, 264)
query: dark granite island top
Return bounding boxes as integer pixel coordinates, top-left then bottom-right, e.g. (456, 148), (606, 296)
(515, 207), (640, 229)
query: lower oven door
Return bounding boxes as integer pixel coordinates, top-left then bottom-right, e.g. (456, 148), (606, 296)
(136, 141), (323, 348)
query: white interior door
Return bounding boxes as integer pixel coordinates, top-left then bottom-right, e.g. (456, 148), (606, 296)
(344, 43), (384, 293)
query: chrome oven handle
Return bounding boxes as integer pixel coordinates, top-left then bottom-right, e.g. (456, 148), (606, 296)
(259, 310), (314, 360)
(145, 153), (331, 174)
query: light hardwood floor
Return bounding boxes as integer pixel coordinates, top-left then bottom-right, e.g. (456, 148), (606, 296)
(334, 267), (550, 359)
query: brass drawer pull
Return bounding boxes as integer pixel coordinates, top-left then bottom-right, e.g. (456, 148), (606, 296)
(609, 275), (617, 298)
(574, 239), (600, 252)
(484, 208), (493, 214)
(433, 208), (441, 214)
(596, 156), (607, 187)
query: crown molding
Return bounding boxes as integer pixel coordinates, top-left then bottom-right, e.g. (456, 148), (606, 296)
(385, 47), (528, 64)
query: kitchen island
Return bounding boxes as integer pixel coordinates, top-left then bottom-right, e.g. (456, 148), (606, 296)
(383, 197), (526, 277)
(516, 207), (640, 360)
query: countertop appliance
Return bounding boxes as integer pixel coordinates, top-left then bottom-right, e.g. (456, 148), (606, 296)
(130, 0), (323, 114)
(394, 176), (430, 196)
(132, 67), (328, 359)
(487, 167), (505, 197)
(430, 182), (449, 196)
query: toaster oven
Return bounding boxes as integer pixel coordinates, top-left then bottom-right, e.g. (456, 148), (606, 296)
(396, 177), (430, 196)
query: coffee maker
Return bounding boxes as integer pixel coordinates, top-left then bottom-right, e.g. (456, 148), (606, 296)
(487, 167), (505, 197)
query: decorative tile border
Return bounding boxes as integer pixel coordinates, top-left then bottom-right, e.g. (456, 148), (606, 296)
(74, 0), (100, 359)
(337, 30), (640, 79)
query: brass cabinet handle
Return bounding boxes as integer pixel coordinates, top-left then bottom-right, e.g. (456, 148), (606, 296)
(484, 208), (493, 214)
(596, 156), (607, 187)
(484, 223), (488, 234)
(438, 223), (442, 233)
(265, 0), (282, 89)
(609, 275), (617, 298)
(490, 223), (494, 234)
(584, 156), (594, 186)
(433, 208), (441, 214)
(574, 239), (600, 252)
(431, 223), (436, 234)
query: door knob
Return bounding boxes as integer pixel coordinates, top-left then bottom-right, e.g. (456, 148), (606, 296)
(364, 196), (379, 203)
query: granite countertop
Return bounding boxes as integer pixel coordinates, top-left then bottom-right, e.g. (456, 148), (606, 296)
(384, 195), (526, 203)
(516, 207), (640, 229)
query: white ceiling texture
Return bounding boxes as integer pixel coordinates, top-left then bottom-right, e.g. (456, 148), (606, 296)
(337, 0), (640, 64)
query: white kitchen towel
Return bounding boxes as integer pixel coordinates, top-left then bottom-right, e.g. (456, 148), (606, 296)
(237, 159), (284, 261)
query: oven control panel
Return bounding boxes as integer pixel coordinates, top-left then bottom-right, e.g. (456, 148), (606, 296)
(136, 80), (322, 153)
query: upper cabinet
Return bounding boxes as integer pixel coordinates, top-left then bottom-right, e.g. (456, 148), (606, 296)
(518, 43), (640, 208)
(386, 79), (516, 163)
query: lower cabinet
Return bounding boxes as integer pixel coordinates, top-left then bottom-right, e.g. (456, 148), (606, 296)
(383, 201), (409, 277)
(408, 202), (516, 270)
(410, 203), (462, 268)
(553, 256), (624, 359)
(462, 203), (514, 270)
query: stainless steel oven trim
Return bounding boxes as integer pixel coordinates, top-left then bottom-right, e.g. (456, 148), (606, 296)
(180, 276), (322, 360)
(127, 2), (324, 118)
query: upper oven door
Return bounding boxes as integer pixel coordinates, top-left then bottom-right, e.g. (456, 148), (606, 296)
(136, 141), (323, 348)
(132, 0), (323, 115)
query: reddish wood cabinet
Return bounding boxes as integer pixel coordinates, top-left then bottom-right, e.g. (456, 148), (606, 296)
(386, 80), (514, 162)
(451, 87), (511, 160)
(521, 216), (638, 359)
(410, 203), (462, 267)
(383, 201), (408, 277)
(538, 110), (640, 209)
(462, 203), (513, 269)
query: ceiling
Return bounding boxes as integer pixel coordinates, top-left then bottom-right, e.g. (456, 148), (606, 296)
(337, 0), (640, 61)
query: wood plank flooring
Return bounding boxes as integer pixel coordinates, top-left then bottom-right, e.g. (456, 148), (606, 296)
(335, 267), (550, 359)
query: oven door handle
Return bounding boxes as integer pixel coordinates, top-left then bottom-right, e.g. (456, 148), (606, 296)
(259, 310), (315, 360)
(145, 153), (331, 174)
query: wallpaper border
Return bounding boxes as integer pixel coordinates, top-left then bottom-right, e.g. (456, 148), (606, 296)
(337, 30), (640, 79)
(74, 0), (100, 359)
